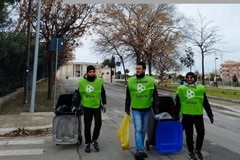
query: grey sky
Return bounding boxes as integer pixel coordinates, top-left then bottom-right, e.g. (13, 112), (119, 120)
(74, 4), (240, 74)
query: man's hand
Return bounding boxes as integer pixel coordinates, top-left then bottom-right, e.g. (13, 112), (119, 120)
(125, 109), (130, 116)
(210, 117), (214, 124)
(101, 104), (107, 113)
(72, 107), (83, 116)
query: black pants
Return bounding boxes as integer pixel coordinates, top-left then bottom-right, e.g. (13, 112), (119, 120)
(182, 114), (205, 152)
(83, 107), (102, 144)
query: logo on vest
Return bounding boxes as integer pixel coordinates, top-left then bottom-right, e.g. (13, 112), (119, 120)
(186, 89), (195, 99)
(137, 83), (145, 93)
(86, 85), (94, 93)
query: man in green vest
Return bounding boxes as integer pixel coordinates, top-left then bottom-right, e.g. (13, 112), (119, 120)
(77, 65), (107, 153)
(174, 72), (214, 160)
(125, 62), (158, 160)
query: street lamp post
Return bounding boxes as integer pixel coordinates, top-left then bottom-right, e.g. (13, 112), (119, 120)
(215, 57), (218, 81)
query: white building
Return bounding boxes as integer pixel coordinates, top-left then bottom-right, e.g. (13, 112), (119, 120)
(56, 61), (116, 80)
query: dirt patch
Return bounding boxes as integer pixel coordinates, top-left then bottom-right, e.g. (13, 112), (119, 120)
(0, 128), (52, 137)
(0, 80), (54, 115)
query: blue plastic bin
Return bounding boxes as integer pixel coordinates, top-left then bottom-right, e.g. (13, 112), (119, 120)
(155, 120), (183, 154)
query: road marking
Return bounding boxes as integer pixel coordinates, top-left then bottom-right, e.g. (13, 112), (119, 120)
(0, 139), (44, 145)
(0, 149), (44, 156)
(209, 102), (226, 108)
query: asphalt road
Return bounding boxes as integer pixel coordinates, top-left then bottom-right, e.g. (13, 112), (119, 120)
(0, 78), (240, 160)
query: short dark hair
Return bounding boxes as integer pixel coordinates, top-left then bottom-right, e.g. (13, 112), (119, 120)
(186, 72), (196, 79)
(87, 65), (95, 73)
(137, 61), (146, 70)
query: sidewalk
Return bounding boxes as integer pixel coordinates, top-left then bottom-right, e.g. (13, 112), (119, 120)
(0, 112), (54, 135)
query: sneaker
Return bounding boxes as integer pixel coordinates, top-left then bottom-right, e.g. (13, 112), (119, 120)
(195, 150), (203, 160)
(134, 152), (145, 160)
(92, 141), (99, 152)
(140, 151), (148, 158)
(189, 152), (198, 160)
(85, 143), (91, 153)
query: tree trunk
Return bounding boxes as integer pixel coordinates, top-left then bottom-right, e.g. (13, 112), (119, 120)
(148, 53), (152, 76)
(160, 70), (164, 81)
(201, 53), (205, 85)
(136, 51), (141, 63)
(120, 56), (127, 85)
(23, 0), (32, 104)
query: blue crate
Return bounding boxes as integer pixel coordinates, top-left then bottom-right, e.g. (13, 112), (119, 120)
(155, 121), (183, 154)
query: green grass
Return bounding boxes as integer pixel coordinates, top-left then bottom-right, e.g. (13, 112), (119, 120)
(157, 83), (240, 100)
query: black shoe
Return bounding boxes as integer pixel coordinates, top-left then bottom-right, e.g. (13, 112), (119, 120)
(134, 152), (145, 160)
(92, 141), (99, 152)
(189, 152), (198, 160)
(85, 143), (91, 153)
(195, 150), (203, 160)
(141, 151), (148, 158)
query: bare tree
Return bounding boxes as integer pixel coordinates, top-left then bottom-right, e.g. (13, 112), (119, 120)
(17, 0), (96, 98)
(94, 25), (129, 84)
(96, 4), (184, 76)
(184, 13), (223, 85)
(153, 50), (181, 81)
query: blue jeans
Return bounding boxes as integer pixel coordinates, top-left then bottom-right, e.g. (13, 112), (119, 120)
(132, 110), (150, 152)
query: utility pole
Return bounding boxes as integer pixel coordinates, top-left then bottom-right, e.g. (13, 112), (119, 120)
(30, 0), (41, 113)
(215, 57), (218, 80)
(23, 0), (32, 104)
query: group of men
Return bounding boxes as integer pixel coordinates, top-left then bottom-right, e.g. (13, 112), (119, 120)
(72, 62), (214, 160)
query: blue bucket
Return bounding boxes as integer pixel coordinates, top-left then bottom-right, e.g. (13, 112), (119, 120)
(155, 121), (183, 154)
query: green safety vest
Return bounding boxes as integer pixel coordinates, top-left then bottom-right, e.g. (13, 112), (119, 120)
(177, 84), (205, 115)
(128, 76), (155, 109)
(79, 77), (103, 108)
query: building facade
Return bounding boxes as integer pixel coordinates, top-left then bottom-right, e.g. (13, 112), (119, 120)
(220, 61), (240, 81)
(56, 61), (116, 80)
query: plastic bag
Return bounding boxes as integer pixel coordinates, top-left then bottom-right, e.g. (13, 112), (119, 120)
(154, 112), (172, 120)
(117, 114), (131, 150)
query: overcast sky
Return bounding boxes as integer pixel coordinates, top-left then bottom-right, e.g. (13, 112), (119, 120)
(74, 4), (240, 74)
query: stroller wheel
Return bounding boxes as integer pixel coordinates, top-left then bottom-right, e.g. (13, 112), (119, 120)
(145, 139), (150, 151)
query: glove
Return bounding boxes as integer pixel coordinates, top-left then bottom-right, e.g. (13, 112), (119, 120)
(101, 104), (107, 113)
(210, 117), (214, 124)
(72, 107), (83, 116)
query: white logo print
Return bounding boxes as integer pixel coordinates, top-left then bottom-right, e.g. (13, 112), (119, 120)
(86, 85), (94, 93)
(137, 83), (146, 93)
(186, 89), (195, 99)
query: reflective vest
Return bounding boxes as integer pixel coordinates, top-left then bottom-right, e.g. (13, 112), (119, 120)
(128, 76), (155, 109)
(177, 84), (205, 115)
(79, 77), (103, 108)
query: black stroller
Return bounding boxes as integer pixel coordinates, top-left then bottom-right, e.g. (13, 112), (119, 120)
(145, 96), (183, 153)
(52, 93), (82, 145)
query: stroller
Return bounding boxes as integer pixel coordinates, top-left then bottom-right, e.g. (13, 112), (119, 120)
(52, 92), (82, 145)
(145, 96), (183, 154)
